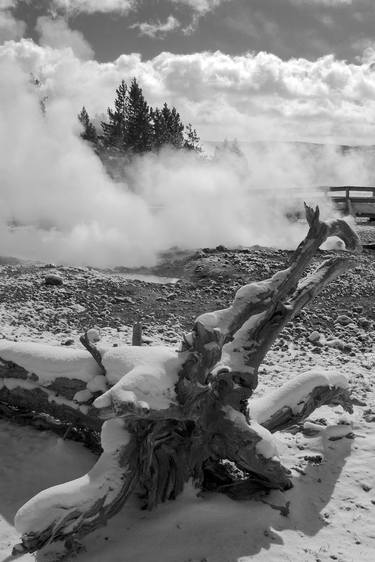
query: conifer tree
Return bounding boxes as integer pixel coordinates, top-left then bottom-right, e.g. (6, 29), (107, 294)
(123, 78), (153, 153)
(152, 103), (185, 150)
(101, 80), (128, 150)
(78, 106), (98, 145)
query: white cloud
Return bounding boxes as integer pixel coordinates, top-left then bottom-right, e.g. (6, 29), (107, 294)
(2, 40), (375, 144)
(36, 16), (94, 59)
(170, 0), (230, 13)
(130, 15), (180, 39)
(52, 0), (135, 15)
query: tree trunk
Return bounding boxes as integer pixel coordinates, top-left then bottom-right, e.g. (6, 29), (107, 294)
(0, 204), (360, 555)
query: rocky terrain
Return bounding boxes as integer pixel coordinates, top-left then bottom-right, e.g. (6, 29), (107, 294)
(1, 223), (375, 357)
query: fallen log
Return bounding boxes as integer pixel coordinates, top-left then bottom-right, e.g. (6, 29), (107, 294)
(0, 204), (360, 556)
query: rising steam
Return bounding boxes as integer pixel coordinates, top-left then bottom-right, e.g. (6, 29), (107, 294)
(0, 56), (374, 267)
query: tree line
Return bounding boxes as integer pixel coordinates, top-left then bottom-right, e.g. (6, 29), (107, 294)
(78, 78), (201, 161)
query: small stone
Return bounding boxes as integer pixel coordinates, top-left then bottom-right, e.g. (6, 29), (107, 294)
(44, 274), (63, 286)
(336, 314), (352, 326)
(308, 331), (321, 343)
(358, 317), (371, 329)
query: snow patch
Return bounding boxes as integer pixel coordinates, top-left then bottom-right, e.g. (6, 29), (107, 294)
(222, 406), (279, 459)
(73, 389), (93, 403)
(0, 340), (102, 384)
(101, 419), (130, 453)
(87, 374), (107, 393)
(249, 369), (348, 424)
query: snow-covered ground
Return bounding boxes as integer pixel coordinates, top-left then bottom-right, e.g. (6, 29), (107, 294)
(1, 342), (374, 562)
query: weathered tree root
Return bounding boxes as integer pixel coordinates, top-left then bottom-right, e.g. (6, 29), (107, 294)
(0, 204), (360, 555)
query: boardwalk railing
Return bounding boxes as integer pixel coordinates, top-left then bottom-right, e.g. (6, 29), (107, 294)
(325, 186), (375, 218)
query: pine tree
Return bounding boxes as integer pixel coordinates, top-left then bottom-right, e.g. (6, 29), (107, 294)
(152, 103), (184, 150)
(101, 80), (128, 150)
(184, 123), (201, 152)
(78, 106), (98, 145)
(123, 78), (153, 154)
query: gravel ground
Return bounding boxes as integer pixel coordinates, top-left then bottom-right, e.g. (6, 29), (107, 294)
(0, 221), (375, 353)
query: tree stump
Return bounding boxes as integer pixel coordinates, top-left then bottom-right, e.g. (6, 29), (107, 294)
(0, 205), (360, 555)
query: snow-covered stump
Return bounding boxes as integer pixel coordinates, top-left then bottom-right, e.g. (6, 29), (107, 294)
(0, 205), (362, 555)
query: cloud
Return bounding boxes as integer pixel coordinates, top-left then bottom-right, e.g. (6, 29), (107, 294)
(170, 0), (231, 14)
(36, 16), (94, 59)
(52, 0), (135, 15)
(169, 0), (233, 33)
(130, 15), (180, 39)
(3, 39), (375, 145)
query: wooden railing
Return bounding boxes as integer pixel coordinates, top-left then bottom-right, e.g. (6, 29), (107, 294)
(326, 186), (375, 217)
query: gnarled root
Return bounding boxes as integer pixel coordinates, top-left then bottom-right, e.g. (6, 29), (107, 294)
(249, 369), (353, 433)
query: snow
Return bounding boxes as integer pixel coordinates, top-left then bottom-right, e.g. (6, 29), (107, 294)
(222, 406), (279, 459)
(249, 369), (348, 424)
(219, 311), (268, 375)
(1, 350), (375, 561)
(14, 420), (132, 537)
(94, 363), (178, 412)
(250, 421), (279, 459)
(1, 335), (375, 561)
(196, 268), (290, 334)
(101, 418), (131, 453)
(94, 345), (183, 412)
(0, 340), (182, 412)
(0, 340), (102, 384)
(86, 374), (108, 393)
(100, 344), (181, 385)
(73, 389), (93, 403)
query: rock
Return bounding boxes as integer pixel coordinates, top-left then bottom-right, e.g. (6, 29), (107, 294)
(358, 317), (371, 329)
(335, 314), (352, 326)
(308, 331), (321, 343)
(44, 274), (63, 286)
(326, 338), (347, 351)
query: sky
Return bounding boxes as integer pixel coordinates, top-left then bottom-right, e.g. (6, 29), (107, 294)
(1, 0), (375, 143)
